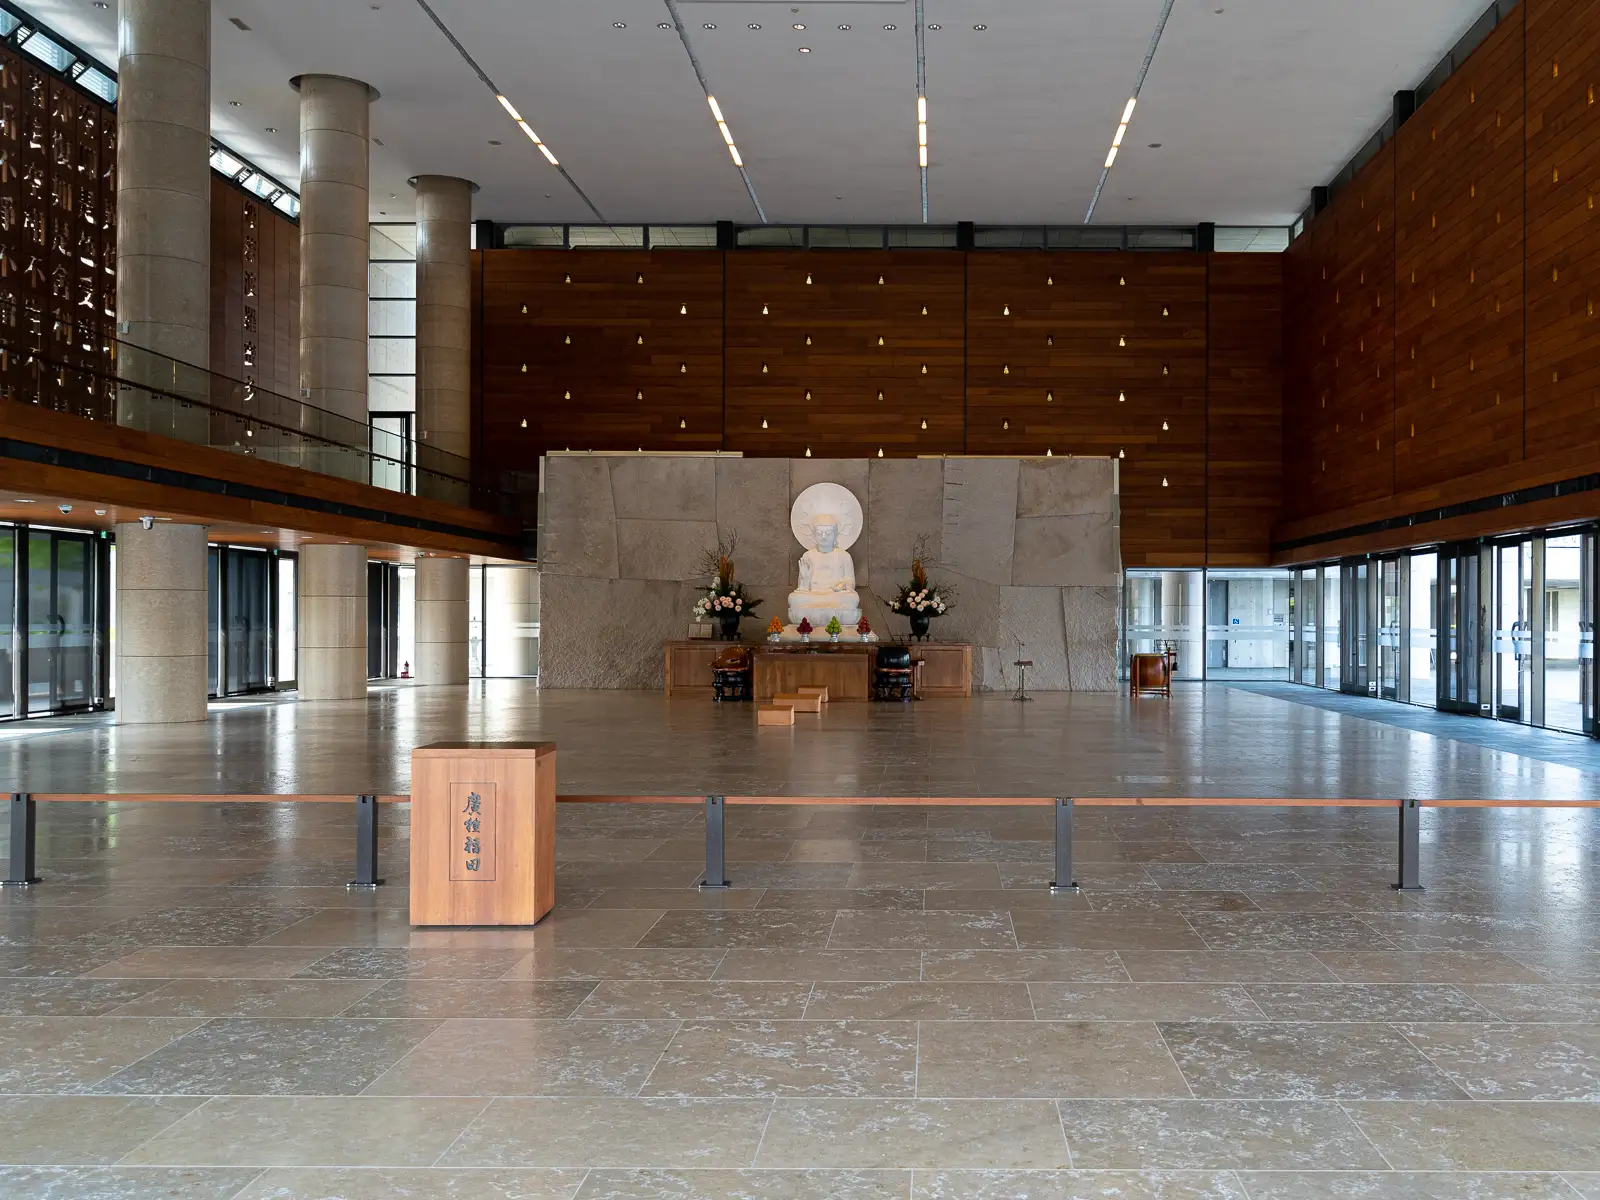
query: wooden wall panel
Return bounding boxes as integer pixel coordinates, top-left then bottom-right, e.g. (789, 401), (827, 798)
(477, 250), (724, 473)
(1274, 4), (1600, 560)
(1525, 0), (1600, 461)
(724, 251), (964, 457)
(966, 253), (1207, 566)
(206, 177), (298, 398)
(1394, 7), (1525, 492)
(477, 249), (1279, 565)
(1207, 254), (1283, 564)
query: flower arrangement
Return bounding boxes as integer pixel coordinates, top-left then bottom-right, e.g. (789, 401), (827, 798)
(887, 535), (954, 619)
(692, 534), (761, 629)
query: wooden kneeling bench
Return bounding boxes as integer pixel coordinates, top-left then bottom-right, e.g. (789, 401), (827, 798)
(772, 692), (823, 713)
(757, 705), (795, 726)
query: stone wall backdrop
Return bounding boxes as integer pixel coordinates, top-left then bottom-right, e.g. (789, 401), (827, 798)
(539, 454), (1121, 691)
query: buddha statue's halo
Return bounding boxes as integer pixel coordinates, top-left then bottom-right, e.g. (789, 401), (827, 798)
(790, 482), (864, 551)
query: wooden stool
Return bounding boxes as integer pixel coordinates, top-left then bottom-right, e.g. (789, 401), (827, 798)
(757, 705), (796, 726)
(773, 692), (823, 713)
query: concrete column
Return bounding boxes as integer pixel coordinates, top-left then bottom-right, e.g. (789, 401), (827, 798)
(298, 543), (368, 700)
(295, 74), (376, 477)
(115, 0), (211, 433)
(413, 175), (474, 503)
(115, 521), (208, 724)
(414, 555), (469, 684)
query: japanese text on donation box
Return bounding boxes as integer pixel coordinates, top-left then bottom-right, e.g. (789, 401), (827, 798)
(449, 783), (498, 881)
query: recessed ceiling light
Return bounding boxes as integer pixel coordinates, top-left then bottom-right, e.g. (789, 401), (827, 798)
(928, 23), (942, 30)
(702, 22), (716, 29)
(657, 22), (670, 29)
(92, 1), (107, 8)
(748, 23), (761, 30)
(488, 139), (501, 145)
(798, 46), (811, 53)
(264, 127), (276, 133)
(792, 23), (806, 30)
(973, 24), (988, 31)
(884, 24), (897, 31)
(612, 21), (625, 28)
(1148, 142), (1161, 148)
(838, 24), (851, 31)
(228, 100), (242, 107)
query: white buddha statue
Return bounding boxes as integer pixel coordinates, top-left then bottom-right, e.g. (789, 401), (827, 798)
(787, 483), (864, 629)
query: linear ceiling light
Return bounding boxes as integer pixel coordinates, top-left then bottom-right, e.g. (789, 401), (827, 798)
(914, 0), (928, 221)
(496, 93), (560, 164)
(1085, 0), (1175, 222)
(707, 95), (745, 167)
(664, 0), (767, 221)
(411, 0), (602, 218)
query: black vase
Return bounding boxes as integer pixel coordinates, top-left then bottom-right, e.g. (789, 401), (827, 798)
(908, 612), (932, 640)
(718, 611), (743, 641)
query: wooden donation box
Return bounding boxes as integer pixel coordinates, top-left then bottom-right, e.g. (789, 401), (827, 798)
(410, 741), (556, 927)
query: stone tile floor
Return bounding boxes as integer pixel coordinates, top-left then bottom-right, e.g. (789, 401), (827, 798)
(1, 684), (1599, 1195)
(0, 792), (1593, 1197)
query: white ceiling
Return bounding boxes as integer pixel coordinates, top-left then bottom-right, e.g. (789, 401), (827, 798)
(24, 0), (1493, 226)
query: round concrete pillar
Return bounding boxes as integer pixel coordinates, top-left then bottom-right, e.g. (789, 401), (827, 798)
(413, 175), (474, 500)
(115, 521), (208, 724)
(296, 75), (375, 433)
(298, 543), (368, 700)
(117, 0), (210, 367)
(414, 555), (469, 685)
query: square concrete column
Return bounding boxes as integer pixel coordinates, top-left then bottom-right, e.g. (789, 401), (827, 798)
(298, 543), (368, 700)
(115, 521), (208, 724)
(414, 554), (469, 685)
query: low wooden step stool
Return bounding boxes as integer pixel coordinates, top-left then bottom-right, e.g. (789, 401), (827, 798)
(757, 705), (796, 726)
(796, 685), (829, 704)
(773, 692), (823, 713)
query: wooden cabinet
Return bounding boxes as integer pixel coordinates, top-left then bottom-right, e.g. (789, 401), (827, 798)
(913, 643), (973, 698)
(409, 742), (555, 927)
(665, 640), (730, 696)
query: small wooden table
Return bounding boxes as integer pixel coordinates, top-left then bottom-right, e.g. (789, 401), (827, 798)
(409, 742), (556, 926)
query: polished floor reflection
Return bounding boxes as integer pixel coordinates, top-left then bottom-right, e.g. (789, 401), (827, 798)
(0, 684), (1597, 1196)
(4, 679), (1600, 799)
(0, 791), (1593, 1196)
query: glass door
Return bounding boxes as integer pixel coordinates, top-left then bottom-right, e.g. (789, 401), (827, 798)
(223, 548), (273, 694)
(1340, 561), (1370, 694)
(1440, 544), (1484, 715)
(1408, 550), (1438, 707)
(1378, 557), (1402, 701)
(1322, 566), (1341, 689)
(0, 527), (14, 718)
(1494, 540), (1534, 723)
(24, 529), (101, 714)
(1542, 531), (1589, 734)
(367, 561), (401, 679)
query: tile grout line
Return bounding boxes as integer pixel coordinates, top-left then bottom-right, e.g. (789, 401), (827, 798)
(1387, 1022), (1479, 1102)
(747, 1096), (779, 1169)
(425, 1095), (496, 1167)
(631, 1017), (686, 1097)
(222, 1167), (270, 1199)
(1336, 1098), (1398, 1171)
(1150, 1020), (1198, 1101)
(108, 1092), (224, 1168)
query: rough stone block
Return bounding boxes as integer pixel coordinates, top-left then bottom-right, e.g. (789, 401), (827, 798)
(1063, 585), (1120, 691)
(1012, 513), (1120, 587)
(941, 458), (1018, 585)
(998, 586), (1071, 691)
(541, 457), (618, 579)
(616, 519), (719, 581)
(1017, 457), (1117, 517)
(611, 456), (716, 521)
(717, 458), (792, 587)
(867, 458), (944, 588)
(540, 575), (695, 689)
